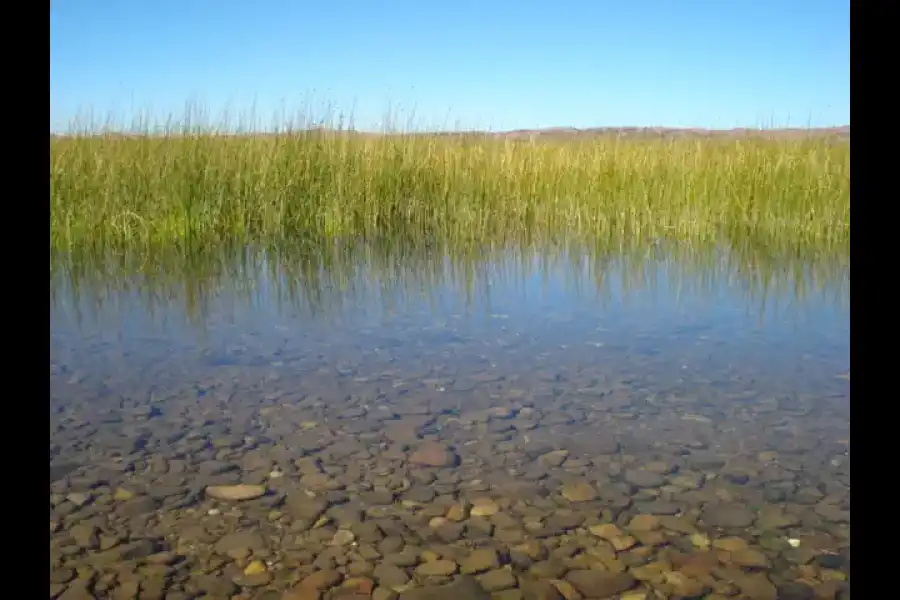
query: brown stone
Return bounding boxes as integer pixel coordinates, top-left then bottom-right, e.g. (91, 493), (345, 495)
(561, 481), (598, 502)
(282, 585), (323, 600)
(204, 484), (267, 501)
(734, 572), (777, 600)
(300, 569), (344, 590)
(520, 580), (565, 600)
(415, 559), (458, 577)
(341, 577), (375, 595)
(408, 442), (458, 467)
(673, 552), (719, 578)
(730, 548), (770, 569)
(712, 537), (748, 552)
(627, 515), (660, 532)
(565, 570), (637, 598)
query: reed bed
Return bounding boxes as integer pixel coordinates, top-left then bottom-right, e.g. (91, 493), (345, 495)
(50, 118), (850, 259)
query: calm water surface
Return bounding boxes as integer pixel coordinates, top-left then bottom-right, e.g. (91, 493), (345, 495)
(49, 245), (850, 600)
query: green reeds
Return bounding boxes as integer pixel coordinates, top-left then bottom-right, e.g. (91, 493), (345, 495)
(50, 114), (850, 260)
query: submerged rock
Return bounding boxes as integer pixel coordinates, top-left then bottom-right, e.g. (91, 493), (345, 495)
(205, 484), (267, 501)
(409, 442), (459, 467)
(561, 481), (597, 502)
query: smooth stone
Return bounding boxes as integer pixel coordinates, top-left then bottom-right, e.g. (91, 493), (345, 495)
(690, 533), (711, 549)
(384, 551), (421, 568)
(244, 560), (267, 575)
(115, 496), (159, 517)
(636, 501), (682, 515)
(372, 590), (398, 600)
(232, 571), (272, 587)
(415, 559), (458, 577)
(670, 473), (705, 489)
(214, 531), (266, 554)
(69, 523), (99, 549)
(593, 439), (621, 454)
(50, 462), (80, 482)
(285, 494), (330, 521)
(537, 450), (569, 468)
(477, 569), (517, 592)
(520, 580), (565, 600)
(373, 563), (411, 587)
(623, 470), (666, 488)
(50, 567), (75, 584)
(299, 569), (344, 590)
(564, 570), (637, 598)
(445, 503), (467, 521)
(205, 484), (267, 501)
(589, 524), (623, 540)
(627, 515), (660, 532)
(192, 574), (240, 598)
(642, 461), (676, 475)
(730, 549), (770, 569)
(529, 560), (569, 580)
(734, 572), (777, 600)
(543, 512), (584, 533)
(399, 575), (490, 600)
(66, 492), (91, 507)
(776, 582), (815, 600)
(470, 498), (500, 517)
(561, 481), (597, 502)
(813, 503), (850, 523)
(713, 537), (749, 552)
(700, 506), (756, 528)
(609, 535), (638, 551)
(758, 509), (801, 529)
(282, 586), (323, 600)
(330, 530), (356, 546)
(815, 553), (845, 570)
(409, 442), (458, 467)
(363, 491), (397, 505)
(657, 516), (697, 534)
(663, 571), (708, 598)
(113, 487), (135, 501)
(461, 548), (501, 574)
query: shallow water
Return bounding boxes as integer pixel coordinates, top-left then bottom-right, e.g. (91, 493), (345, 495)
(49, 244), (850, 600)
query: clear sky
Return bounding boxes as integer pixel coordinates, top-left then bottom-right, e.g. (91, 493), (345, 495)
(50, 0), (849, 133)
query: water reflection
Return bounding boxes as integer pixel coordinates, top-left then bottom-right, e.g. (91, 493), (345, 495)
(51, 239), (849, 331)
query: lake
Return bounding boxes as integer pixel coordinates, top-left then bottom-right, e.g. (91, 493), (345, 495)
(49, 242), (850, 600)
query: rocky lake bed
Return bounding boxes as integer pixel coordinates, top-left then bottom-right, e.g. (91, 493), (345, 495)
(50, 250), (850, 600)
(49, 356), (850, 600)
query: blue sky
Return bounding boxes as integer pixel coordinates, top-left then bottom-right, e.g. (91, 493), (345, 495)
(50, 0), (849, 132)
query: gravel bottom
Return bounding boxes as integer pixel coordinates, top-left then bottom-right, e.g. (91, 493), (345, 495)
(50, 356), (850, 600)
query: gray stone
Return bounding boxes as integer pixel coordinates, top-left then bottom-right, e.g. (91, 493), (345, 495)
(285, 494), (330, 521)
(565, 570), (637, 598)
(700, 506), (757, 528)
(624, 469), (666, 488)
(373, 563), (411, 588)
(399, 575), (490, 600)
(214, 531), (267, 555)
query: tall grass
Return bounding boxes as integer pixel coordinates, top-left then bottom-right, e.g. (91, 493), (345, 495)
(50, 114), (850, 260)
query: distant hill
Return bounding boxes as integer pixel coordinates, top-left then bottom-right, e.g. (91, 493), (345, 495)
(50, 126), (850, 140)
(442, 126), (850, 140)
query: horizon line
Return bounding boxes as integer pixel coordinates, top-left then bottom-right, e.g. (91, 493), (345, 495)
(49, 124), (851, 139)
